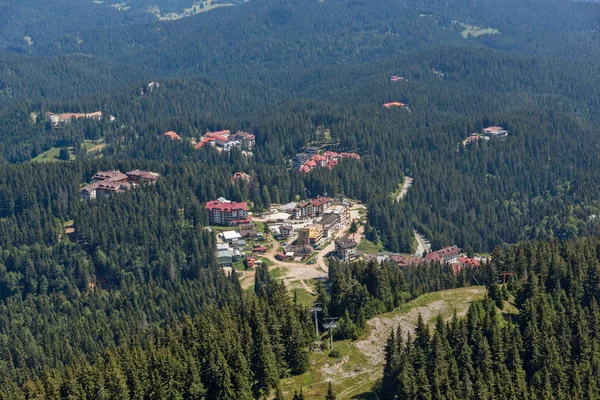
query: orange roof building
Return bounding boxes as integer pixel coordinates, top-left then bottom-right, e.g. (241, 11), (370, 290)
(383, 102), (406, 108)
(164, 131), (181, 140)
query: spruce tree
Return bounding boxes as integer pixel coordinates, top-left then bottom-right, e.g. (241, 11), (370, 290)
(325, 382), (336, 400)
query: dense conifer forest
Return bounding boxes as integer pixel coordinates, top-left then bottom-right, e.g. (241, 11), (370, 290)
(2, 0), (600, 398)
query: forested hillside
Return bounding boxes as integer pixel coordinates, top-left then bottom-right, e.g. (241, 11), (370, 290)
(2, 0), (600, 398)
(381, 237), (600, 399)
(0, 0), (244, 52)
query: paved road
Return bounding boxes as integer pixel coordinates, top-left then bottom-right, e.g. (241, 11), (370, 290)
(414, 231), (431, 256)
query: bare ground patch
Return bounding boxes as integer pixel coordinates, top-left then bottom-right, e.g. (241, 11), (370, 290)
(356, 287), (485, 366)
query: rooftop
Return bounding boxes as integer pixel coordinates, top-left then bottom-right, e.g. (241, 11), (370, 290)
(206, 199), (248, 212)
(223, 231), (242, 240)
(93, 170), (128, 182)
(336, 237), (358, 249)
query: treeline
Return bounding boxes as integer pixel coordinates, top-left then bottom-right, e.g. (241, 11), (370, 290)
(2, 267), (313, 399)
(317, 259), (484, 340)
(0, 255), (481, 398)
(381, 236), (600, 399)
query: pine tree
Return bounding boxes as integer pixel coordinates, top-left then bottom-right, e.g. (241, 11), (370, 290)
(252, 312), (279, 397)
(292, 388), (305, 400)
(325, 382), (336, 400)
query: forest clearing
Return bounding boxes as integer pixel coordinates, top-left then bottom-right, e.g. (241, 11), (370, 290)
(280, 286), (487, 399)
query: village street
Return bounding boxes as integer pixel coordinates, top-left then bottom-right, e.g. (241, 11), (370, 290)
(392, 177), (433, 257)
(240, 203), (366, 291)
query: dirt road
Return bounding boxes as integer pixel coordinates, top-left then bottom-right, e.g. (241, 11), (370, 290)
(355, 287), (486, 366)
(395, 176), (413, 202)
(240, 204), (366, 289)
(413, 231), (431, 256)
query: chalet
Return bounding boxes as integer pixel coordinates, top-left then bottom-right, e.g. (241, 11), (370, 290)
(335, 237), (358, 261)
(391, 255), (421, 268)
(279, 225), (293, 238)
(82, 169), (159, 200)
(253, 245), (268, 254)
(340, 152), (361, 160)
(95, 181), (131, 198)
(231, 238), (246, 249)
(195, 137), (216, 149)
(232, 249), (242, 261)
(296, 151), (360, 173)
(232, 172), (251, 185)
(246, 257), (257, 268)
(240, 229), (259, 239)
(164, 131), (181, 140)
(206, 130), (231, 140)
(80, 183), (99, 200)
(126, 170), (159, 184)
(47, 111), (102, 126)
(292, 153), (311, 169)
(383, 102), (406, 108)
(206, 198), (249, 226)
(285, 245), (313, 258)
(482, 126), (509, 140)
(92, 170), (128, 183)
(459, 257), (481, 268)
(425, 246), (462, 264)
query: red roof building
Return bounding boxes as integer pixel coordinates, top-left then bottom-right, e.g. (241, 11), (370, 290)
(232, 172), (252, 185)
(425, 246), (462, 263)
(253, 245), (268, 254)
(206, 199), (249, 226)
(195, 137), (216, 149)
(92, 170), (128, 183)
(164, 131), (181, 140)
(459, 257), (481, 268)
(126, 170), (159, 184)
(206, 130), (231, 138)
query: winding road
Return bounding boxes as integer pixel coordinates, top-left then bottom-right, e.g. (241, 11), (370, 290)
(395, 176), (413, 202)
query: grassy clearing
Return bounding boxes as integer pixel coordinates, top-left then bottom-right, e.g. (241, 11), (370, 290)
(82, 139), (106, 153)
(454, 21), (499, 38)
(291, 287), (317, 306)
(31, 140), (105, 163)
(390, 182), (405, 200)
(269, 267), (290, 279)
(280, 337), (374, 400)
(356, 238), (383, 254)
(261, 258), (275, 267)
(280, 286), (487, 399)
(32, 147), (74, 163)
(379, 286), (486, 320)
